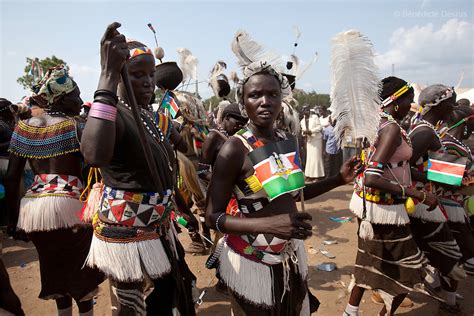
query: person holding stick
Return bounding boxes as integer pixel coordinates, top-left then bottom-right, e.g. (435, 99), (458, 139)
(81, 22), (195, 315)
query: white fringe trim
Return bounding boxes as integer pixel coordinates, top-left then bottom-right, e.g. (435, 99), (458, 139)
(410, 203), (447, 223)
(441, 202), (467, 223)
(86, 234), (171, 282)
(349, 192), (410, 225)
(17, 196), (83, 232)
(217, 238), (307, 308)
(294, 239), (308, 280)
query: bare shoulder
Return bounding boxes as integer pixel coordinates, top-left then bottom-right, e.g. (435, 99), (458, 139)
(220, 136), (247, 158)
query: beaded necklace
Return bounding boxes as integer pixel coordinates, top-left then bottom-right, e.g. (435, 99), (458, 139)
(119, 97), (165, 142)
(46, 111), (67, 116)
(417, 118), (445, 150)
(380, 111), (412, 147)
(119, 98), (172, 171)
(442, 131), (473, 160)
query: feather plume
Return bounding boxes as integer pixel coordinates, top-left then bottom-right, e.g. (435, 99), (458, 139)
(231, 30), (283, 69)
(329, 30), (381, 145)
(297, 52), (319, 79)
(293, 26), (301, 40)
(176, 48), (199, 82)
(209, 61), (226, 97)
(229, 71), (239, 86)
(455, 69), (464, 90)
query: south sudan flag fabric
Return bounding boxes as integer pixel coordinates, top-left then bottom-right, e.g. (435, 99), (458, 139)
(248, 138), (305, 201)
(427, 152), (467, 186)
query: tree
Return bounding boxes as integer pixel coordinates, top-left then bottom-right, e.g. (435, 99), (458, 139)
(17, 56), (68, 90)
(201, 88), (330, 113)
(292, 89), (330, 111)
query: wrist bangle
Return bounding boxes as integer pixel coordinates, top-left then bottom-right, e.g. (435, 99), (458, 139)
(215, 213), (226, 233)
(94, 96), (117, 107)
(420, 191), (427, 203)
(94, 89), (118, 104)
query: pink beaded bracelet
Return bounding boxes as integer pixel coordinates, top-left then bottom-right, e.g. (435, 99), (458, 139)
(89, 102), (117, 121)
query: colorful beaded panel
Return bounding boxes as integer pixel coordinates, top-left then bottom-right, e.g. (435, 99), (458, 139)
(9, 119), (80, 159)
(99, 186), (173, 228)
(24, 174), (83, 199)
(226, 233), (289, 266)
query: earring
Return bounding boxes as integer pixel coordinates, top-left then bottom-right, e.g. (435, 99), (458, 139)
(394, 105), (399, 112)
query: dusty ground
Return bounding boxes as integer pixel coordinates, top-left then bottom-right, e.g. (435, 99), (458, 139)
(2, 185), (474, 315)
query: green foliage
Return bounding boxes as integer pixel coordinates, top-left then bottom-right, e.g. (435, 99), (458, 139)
(17, 56), (68, 90)
(201, 88), (330, 113)
(292, 89), (330, 111)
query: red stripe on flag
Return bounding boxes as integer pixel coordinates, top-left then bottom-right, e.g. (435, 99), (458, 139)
(429, 160), (465, 176)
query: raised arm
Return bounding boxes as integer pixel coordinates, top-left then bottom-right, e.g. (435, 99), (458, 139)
(80, 22), (128, 166)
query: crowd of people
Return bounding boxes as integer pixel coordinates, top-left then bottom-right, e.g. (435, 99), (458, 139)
(0, 22), (473, 316)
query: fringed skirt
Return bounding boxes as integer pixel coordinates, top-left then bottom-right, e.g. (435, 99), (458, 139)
(217, 238), (318, 315)
(28, 226), (104, 301)
(354, 219), (428, 312)
(17, 174), (84, 232)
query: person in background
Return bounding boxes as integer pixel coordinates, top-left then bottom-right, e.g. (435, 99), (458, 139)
(323, 116), (343, 177)
(301, 106), (325, 182)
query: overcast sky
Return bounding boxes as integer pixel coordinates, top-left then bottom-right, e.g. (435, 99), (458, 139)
(0, 0), (472, 103)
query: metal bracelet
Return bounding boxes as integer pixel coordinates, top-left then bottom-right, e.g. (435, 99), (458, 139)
(215, 213), (226, 233)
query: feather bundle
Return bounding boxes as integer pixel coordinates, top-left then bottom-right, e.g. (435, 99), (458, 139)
(229, 71), (239, 86)
(209, 61), (229, 97)
(176, 48), (199, 83)
(329, 30), (381, 145)
(297, 52), (319, 79)
(231, 30), (283, 70)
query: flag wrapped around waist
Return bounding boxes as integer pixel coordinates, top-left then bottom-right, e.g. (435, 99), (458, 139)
(427, 152), (468, 186)
(248, 138), (305, 201)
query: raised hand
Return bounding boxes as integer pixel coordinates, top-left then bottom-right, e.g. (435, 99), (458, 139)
(100, 22), (129, 78)
(339, 156), (360, 184)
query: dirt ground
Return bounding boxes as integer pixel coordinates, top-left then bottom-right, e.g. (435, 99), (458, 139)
(2, 185), (474, 315)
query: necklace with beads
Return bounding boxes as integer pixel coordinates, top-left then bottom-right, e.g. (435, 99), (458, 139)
(46, 111), (68, 116)
(119, 97), (165, 142)
(380, 111), (412, 147)
(442, 131), (473, 160)
(418, 119), (446, 149)
(119, 98), (172, 171)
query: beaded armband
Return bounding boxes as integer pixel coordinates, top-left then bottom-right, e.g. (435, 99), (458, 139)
(365, 161), (385, 176)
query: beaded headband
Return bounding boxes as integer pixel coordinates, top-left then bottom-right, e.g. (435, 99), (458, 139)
(129, 46), (153, 59)
(381, 84), (412, 108)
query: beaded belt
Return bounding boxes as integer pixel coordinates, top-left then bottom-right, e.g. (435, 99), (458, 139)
(98, 186), (173, 228)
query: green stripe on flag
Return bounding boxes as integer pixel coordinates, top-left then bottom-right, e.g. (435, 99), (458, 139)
(262, 171), (305, 200)
(427, 170), (463, 186)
